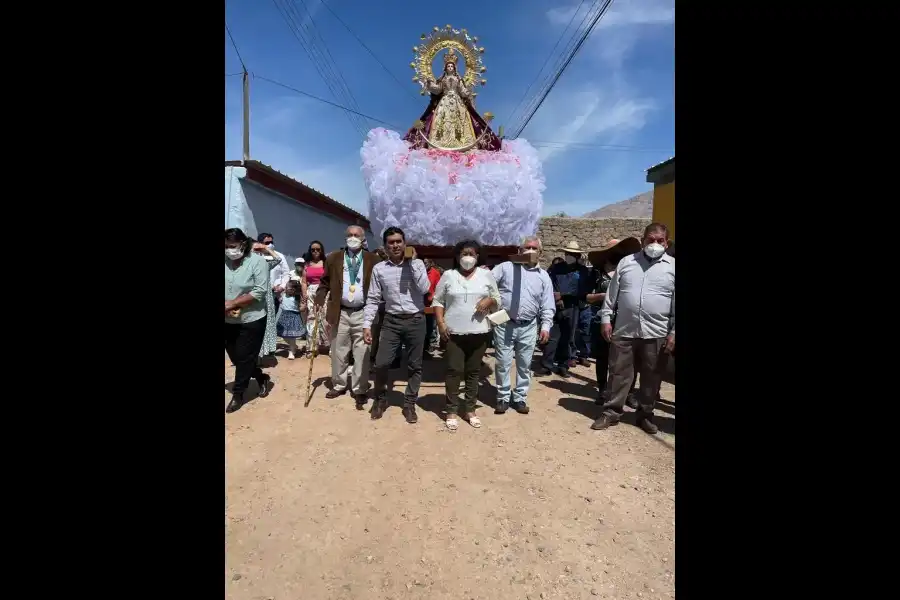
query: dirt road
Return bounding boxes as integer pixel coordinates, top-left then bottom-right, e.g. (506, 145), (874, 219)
(225, 348), (675, 600)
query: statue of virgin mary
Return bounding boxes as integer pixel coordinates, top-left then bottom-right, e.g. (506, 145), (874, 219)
(403, 49), (501, 152)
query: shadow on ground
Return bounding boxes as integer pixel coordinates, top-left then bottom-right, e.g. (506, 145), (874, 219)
(557, 396), (675, 436)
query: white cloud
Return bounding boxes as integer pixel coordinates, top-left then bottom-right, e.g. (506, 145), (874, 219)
(546, 0), (674, 67)
(523, 80), (656, 162)
(547, 0), (674, 29)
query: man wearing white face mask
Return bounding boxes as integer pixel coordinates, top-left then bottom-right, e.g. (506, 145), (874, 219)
(315, 225), (378, 409)
(490, 236), (556, 414)
(539, 240), (592, 378)
(594, 223), (675, 434)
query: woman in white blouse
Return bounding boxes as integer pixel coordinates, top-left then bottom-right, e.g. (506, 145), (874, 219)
(432, 240), (502, 431)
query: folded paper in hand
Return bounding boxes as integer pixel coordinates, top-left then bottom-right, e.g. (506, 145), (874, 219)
(487, 309), (510, 325)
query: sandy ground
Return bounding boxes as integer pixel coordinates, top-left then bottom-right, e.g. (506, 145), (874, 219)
(225, 344), (675, 600)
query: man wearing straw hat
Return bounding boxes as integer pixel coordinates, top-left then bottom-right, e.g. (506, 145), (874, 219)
(538, 240), (593, 379)
(594, 223), (675, 434)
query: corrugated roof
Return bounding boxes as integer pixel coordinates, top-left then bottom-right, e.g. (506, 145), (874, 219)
(646, 156), (675, 174)
(225, 159), (370, 225)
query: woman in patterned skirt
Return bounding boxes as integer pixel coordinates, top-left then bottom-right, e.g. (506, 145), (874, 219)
(252, 241), (281, 359)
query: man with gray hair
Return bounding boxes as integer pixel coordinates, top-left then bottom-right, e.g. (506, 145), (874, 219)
(489, 235), (556, 415)
(315, 225), (379, 409)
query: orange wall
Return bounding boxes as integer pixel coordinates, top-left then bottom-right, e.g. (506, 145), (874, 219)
(651, 181), (675, 240)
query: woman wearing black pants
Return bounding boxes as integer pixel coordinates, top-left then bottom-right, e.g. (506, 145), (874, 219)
(224, 228), (274, 413)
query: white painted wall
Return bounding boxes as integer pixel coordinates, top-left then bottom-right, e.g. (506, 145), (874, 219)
(225, 166), (378, 263)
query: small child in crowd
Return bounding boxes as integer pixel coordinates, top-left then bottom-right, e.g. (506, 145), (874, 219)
(276, 279), (307, 359)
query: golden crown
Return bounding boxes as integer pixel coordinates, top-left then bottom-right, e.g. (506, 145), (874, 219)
(443, 49), (459, 66)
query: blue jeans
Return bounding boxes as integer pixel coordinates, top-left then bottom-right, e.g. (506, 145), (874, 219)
(493, 319), (539, 405)
(575, 305), (594, 358)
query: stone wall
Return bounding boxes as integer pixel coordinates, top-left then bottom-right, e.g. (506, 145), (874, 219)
(536, 217), (651, 266)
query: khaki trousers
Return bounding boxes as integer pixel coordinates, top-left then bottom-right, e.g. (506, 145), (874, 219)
(330, 307), (370, 395)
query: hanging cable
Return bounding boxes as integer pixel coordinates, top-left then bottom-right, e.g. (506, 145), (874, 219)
(510, 0), (616, 139)
(507, 0), (601, 136)
(252, 73), (403, 129)
(503, 0), (588, 133)
(318, 0), (420, 102)
(271, 0), (368, 136)
(225, 22), (248, 72)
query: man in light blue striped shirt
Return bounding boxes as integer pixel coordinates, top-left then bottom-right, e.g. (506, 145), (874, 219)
(490, 235), (556, 414)
(363, 226), (432, 424)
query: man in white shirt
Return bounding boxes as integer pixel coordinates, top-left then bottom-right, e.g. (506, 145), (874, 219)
(258, 232), (290, 311)
(595, 223), (675, 434)
(490, 236), (556, 415)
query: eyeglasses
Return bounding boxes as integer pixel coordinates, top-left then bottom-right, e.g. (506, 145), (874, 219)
(311, 248), (322, 253)
(263, 240), (273, 245)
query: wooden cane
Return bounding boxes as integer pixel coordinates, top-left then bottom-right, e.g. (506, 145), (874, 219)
(304, 305), (322, 407)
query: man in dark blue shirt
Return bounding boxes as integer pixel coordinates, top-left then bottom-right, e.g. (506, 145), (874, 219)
(537, 241), (594, 378)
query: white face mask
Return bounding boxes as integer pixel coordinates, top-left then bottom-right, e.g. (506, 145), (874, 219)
(522, 248), (538, 254)
(225, 248), (243, 260)
(564, 254), (577, 265)
(644, 243), (665, 259)
(346, 237), (362, 250)
(459, 256), (477, 271)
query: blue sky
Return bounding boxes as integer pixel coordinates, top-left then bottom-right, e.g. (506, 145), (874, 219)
(225, 0), (673, 217)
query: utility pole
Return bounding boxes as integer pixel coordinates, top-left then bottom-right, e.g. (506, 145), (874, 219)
(242, 69), (251, 162)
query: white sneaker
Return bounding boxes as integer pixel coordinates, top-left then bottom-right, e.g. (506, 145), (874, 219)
(288, 351), (296, 360)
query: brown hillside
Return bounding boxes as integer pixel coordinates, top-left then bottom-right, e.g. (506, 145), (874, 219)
(582, 190), (653, 218)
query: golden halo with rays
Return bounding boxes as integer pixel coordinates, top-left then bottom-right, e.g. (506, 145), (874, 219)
(411, 25), (487, 93)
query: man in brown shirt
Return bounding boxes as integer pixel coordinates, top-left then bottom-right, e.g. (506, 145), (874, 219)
(315, 225), (379, 409)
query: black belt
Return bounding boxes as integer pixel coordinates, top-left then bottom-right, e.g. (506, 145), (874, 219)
(386, 311), (424, 319)
(341, 305), (364, 312)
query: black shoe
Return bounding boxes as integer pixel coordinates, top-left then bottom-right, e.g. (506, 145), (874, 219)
(226, 393), (244, 414)
(370, 398), (388, 420)
(326, 388), (347, 399)
(626, 392), (639, 410)
(591, 414), (619, 430)
(495, 401), (509, 414)
(578, 357), (591, 367)
(354, 394), (368, 410)
(533, 366), (552, 376)
(402, 404), (418, 424)
(557, 368), (571, 379)
(256, 375), (273, 398)
(636, 414), (659, 434)
(512, 402), (530, 415)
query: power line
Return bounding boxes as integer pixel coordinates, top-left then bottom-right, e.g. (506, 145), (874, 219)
(243, 74), (671, 154)
(504, 0), (588, 132)
(271, 0), (368, 136)
(252, 73), (402, 129)
(511, 0), (616, 139)
(318, 0), (419, 102)
(529, 141), (673, 153)
(225, 21), (247, 72)
(225, 72), (243, 77)
(508, 0), (600, 137)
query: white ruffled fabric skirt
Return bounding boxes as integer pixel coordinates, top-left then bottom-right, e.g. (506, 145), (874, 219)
(361, 128), (545, 245)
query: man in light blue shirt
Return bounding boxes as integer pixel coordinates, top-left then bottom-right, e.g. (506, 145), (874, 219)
(490, 235), (556, 415)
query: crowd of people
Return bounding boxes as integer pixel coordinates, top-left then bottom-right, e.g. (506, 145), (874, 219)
(224, 222), (675, 433)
